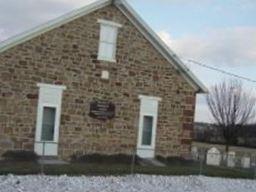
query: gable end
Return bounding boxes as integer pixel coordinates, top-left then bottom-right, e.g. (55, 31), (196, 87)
(0, 0), (207, 93)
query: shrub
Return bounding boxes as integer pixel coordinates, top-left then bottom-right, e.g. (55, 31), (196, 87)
(2, 150), (39, 162)
(71, 153), (141, 165)
(156, 156), (196, 165)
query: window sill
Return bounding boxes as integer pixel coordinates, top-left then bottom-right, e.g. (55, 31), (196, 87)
(97, 57), (116, 63)
(137, 145), (154, 150)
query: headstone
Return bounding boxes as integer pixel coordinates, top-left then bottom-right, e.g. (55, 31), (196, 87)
(0, 137), (14, 159)
(191, 146), (199, 160)
(241, 156), (250, 168)
(251, 156), (256, 167)
(227, 151), (236, 167)
(206, 147), (221, 166)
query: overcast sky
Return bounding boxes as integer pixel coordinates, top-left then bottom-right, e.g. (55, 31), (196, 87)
(0, 0), (256, 123)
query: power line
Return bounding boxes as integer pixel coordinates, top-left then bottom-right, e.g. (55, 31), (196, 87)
(186, 59), (256, 83)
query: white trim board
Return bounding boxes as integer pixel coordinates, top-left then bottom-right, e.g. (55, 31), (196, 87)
(139, 95), (162, 102)
(0, 0), (207, 93)
(97, 19), (122, 28)
(37, 83), (67, 90)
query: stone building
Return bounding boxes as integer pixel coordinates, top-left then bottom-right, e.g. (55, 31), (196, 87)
(0, 0), (207, 160)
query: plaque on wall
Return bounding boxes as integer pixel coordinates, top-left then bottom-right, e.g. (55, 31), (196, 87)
(89, 100), (115, 120)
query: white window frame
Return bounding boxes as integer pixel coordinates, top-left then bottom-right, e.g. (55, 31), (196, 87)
(39, 103), (59, 142)
(140, 113), (156, 148)
(97, 19), (122, 62)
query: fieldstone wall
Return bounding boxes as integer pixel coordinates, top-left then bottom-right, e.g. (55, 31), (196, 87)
(0, 5), (196, 159)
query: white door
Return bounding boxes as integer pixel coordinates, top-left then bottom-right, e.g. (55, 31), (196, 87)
(34, 83), (66, 156)
(137, 95), (161, 158)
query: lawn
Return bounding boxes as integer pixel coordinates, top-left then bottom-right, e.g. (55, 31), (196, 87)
(0, 161), (254, 179)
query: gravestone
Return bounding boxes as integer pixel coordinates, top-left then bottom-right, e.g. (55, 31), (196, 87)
(206, 147), (221, 166)
(241, 156), (250, 168)
(0, 137), (14, 159)
(227, 151), (236, 167)
(191, 146), (199, 160)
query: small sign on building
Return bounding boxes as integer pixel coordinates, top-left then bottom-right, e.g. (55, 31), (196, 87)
(89, 100), (115, 120)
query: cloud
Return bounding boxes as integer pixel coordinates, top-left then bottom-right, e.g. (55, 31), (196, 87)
(194, 95), (212, 123)
(0, 29), (7, 41)
(158, 28), (256, 122)
(158, 27), (256, 67)
(0, 0), (97, 42)
(143, 0), (256, 7)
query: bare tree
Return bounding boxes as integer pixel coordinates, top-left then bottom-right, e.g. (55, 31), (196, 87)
(206, 79), (256, 152)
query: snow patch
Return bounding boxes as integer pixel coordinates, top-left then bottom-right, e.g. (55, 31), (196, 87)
(0, 175), (256, 192)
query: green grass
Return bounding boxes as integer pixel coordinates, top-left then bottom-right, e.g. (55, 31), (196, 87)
(0, 161), (254, 179)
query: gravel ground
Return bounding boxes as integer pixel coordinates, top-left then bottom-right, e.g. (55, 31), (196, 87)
(0, 174), (256, 192)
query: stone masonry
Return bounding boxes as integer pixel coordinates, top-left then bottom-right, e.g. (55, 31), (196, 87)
(0, 5), (196, 159)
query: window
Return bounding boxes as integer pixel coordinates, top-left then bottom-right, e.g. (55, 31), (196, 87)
(41, 107), (56, 141)
(142, 116), (154, 145)
(97, 19), (122, 62)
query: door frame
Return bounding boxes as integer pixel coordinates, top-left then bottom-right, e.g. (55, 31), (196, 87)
(34, 83), (66, 156)
(137, 95), (161, 158)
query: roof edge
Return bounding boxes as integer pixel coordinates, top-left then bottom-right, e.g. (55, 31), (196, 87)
(0, 0), (111, 53)
(115, 0), (208, 93)
(0, 0), (208, 93)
